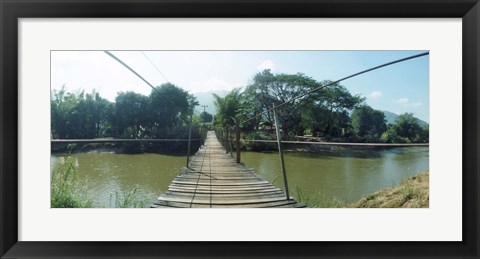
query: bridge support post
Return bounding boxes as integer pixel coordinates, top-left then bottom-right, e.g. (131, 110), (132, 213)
(228, 127), (234, 159)
(273, 104), (290, 200)
(235, 118), (241, 163)
(186, 113), (193, 167)
(225, 126), (229, 154)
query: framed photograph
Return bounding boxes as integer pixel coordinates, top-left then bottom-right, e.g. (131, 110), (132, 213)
(1, 0), (479, 258)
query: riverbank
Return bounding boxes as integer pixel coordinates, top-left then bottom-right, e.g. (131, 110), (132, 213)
(51, 157), (154, 208)
(349, 170), (429, 208)
(51, 140), (202, 155)
(294, 170), (429, 208)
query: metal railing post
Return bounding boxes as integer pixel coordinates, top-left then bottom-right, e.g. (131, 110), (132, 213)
(228, 126), (234, 159)
(273, 104), (290, 200)
(234, 118), (241, 163)
(225, 126), (229, 153)
(186, 113), (193, 167)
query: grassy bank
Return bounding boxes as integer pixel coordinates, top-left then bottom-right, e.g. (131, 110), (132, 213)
(295, 187), (345, 208)
(350, 170), (429, 208)
(51, 160), (92, 208)
(295, 170), (429, 208)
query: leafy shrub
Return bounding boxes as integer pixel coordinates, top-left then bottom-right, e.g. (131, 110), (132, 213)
(51, 159), (92, 208)
(244, 131), (277, 152)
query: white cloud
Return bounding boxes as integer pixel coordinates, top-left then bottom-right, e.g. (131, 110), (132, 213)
(394, 98), (422, 107)
(257, 60), (275, 71)
(369, 91), (382, 99)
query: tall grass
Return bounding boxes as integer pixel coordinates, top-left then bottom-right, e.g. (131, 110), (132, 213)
(110, 188), (151, 208)
(294, 186), (345, 208)
(52, 157), (152, 208)
(51, 159), (92, 208)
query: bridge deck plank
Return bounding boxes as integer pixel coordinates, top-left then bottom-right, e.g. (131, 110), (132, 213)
(153, 200), (302, 208)
(153, 131), (304, 208)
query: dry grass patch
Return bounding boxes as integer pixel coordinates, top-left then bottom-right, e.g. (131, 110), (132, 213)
(350, 170), (429, 208)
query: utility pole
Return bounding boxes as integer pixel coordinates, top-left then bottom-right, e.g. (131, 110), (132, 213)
(201, 105), (208, 113)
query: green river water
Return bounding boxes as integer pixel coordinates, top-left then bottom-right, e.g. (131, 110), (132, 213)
(51, 147), (428, 207)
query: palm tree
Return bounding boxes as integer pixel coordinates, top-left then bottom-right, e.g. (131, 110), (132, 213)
(212, 88), (243, 127)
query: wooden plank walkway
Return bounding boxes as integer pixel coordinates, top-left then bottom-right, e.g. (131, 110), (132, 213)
(152, 131), (305, 208)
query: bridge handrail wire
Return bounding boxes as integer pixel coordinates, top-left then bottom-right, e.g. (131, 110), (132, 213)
(51, 138), (202, 143)
(242, 139), (428, 147)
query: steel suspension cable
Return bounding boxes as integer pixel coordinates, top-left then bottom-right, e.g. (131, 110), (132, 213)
(104, 50), (196, 151)
(103, 51), (174, 106)
(141, 51), (170, 83)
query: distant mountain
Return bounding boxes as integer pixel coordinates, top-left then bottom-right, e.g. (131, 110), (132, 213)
(192, 90), (228, 115)
(383, 111), (400, 125)
(382, 110), (428, 127)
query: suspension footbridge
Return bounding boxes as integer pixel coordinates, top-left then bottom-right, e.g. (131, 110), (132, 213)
(151, 131), (305, 208)
(50, 51), (430, 209)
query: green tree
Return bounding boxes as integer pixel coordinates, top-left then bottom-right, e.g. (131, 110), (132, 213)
(199, 111), (213, 123)
(113, 91), (149, 138)
(381, 113), (428, 143)
(351, 105), (387, 142)
(244, 70), (318, 136)
(51, 87), (113, 139)
(394, 113), (426, 143)
(303, 82), (364, 138)
(51, 86), (72, 138)
(213, 88), (243, 128)
(148, 83), (189, 136)
(74, 90), (113, 138)
(420, 124), (429, 143)
(51, 85), (204, 154)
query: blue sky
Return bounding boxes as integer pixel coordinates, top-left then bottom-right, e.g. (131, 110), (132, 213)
(51, 50), (429, 122)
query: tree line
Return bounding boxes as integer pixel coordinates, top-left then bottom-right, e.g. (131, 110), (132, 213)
(51, 83), (208, 153)
(213, 70), (429, 144)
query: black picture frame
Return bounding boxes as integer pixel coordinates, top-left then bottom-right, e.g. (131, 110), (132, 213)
(1, 0), (479, 258)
